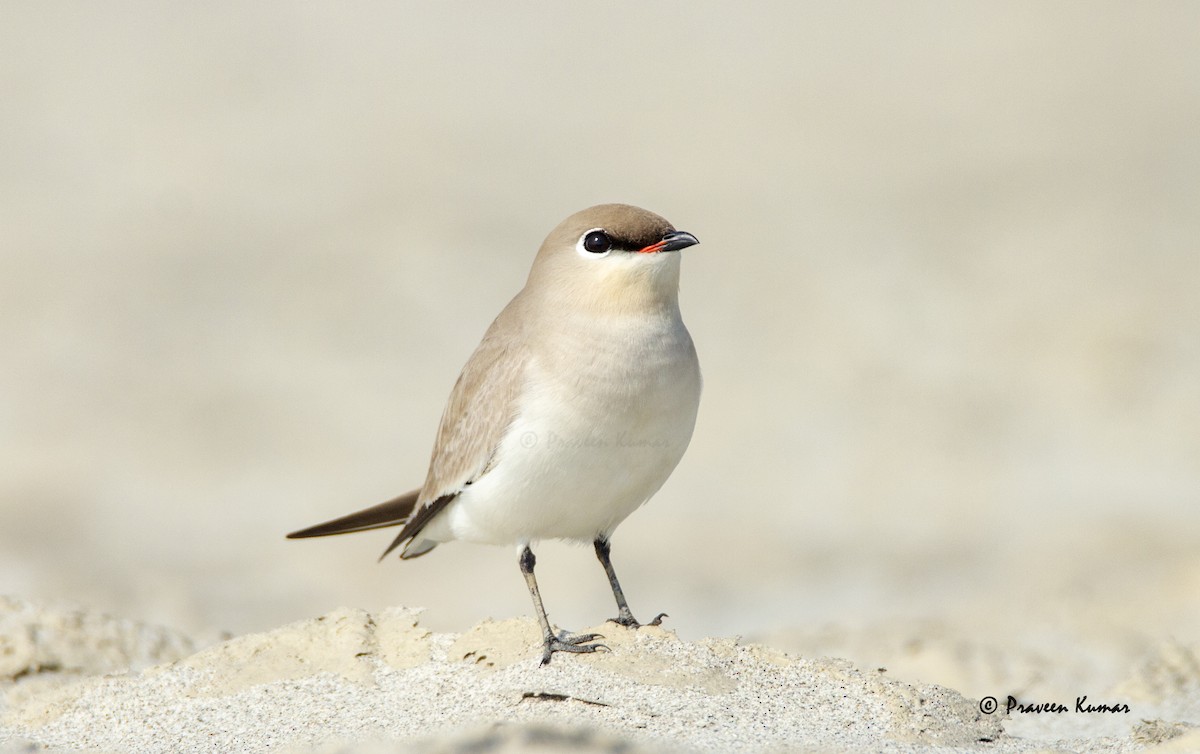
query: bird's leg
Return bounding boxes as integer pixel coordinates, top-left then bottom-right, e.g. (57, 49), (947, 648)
(593, 537), (667, 629)
(518, 545), (606, 664)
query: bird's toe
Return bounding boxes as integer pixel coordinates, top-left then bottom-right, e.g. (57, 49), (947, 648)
(539, 633), (610, 664)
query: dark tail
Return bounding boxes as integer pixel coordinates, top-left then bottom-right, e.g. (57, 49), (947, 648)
(286, 489), (420, 539)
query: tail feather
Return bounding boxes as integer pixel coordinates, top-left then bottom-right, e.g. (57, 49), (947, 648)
(286, 489), (420, 539)
(379, 492), (457, 560)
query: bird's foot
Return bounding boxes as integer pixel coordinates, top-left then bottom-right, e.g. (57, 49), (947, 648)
(607, 611), (667, 629)
(539, 632), (608, 665)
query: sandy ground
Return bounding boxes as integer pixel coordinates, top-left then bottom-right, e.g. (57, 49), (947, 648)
(2, 2), (1198, 751)
(2, 598), (1197, 753)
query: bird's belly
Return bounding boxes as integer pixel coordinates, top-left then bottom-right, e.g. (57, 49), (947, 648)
(435, 354), (700, 545)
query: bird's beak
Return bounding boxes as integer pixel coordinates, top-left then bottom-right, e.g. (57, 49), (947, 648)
(638, 230), (700, 254)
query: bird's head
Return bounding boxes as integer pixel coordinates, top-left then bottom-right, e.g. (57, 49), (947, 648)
(526, 203), (700, 314)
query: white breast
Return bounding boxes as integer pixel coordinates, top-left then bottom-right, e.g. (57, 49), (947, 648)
(423, 310), (701, 546)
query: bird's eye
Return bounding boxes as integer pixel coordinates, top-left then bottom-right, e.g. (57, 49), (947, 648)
(582, 230), (612, 254)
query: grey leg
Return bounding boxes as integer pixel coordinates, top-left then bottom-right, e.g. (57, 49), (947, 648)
(519, 545), (606, 664)
(593, 537), (666, 628)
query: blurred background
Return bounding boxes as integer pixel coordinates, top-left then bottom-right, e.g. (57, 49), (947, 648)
(2, 1), (1197, 709)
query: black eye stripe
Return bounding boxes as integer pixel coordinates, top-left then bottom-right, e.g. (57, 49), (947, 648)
(609, 240), (644, 252)
(582, 229), (660, 254)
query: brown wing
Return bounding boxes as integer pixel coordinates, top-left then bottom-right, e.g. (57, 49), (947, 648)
(381, 300), (532, 558)
(286, 489), (420, 539)
(285, 298), (531, 558)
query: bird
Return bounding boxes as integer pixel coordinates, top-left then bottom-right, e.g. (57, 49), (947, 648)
(287, 203), (701, 664)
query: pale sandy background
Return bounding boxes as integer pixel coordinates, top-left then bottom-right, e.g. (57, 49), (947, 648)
(2, 0), (1198, 719)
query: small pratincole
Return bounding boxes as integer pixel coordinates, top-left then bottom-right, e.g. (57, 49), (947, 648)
(288, 204), (702, 664)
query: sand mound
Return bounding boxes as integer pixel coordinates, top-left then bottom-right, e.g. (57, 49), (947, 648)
(2, 602), (1191, 753)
